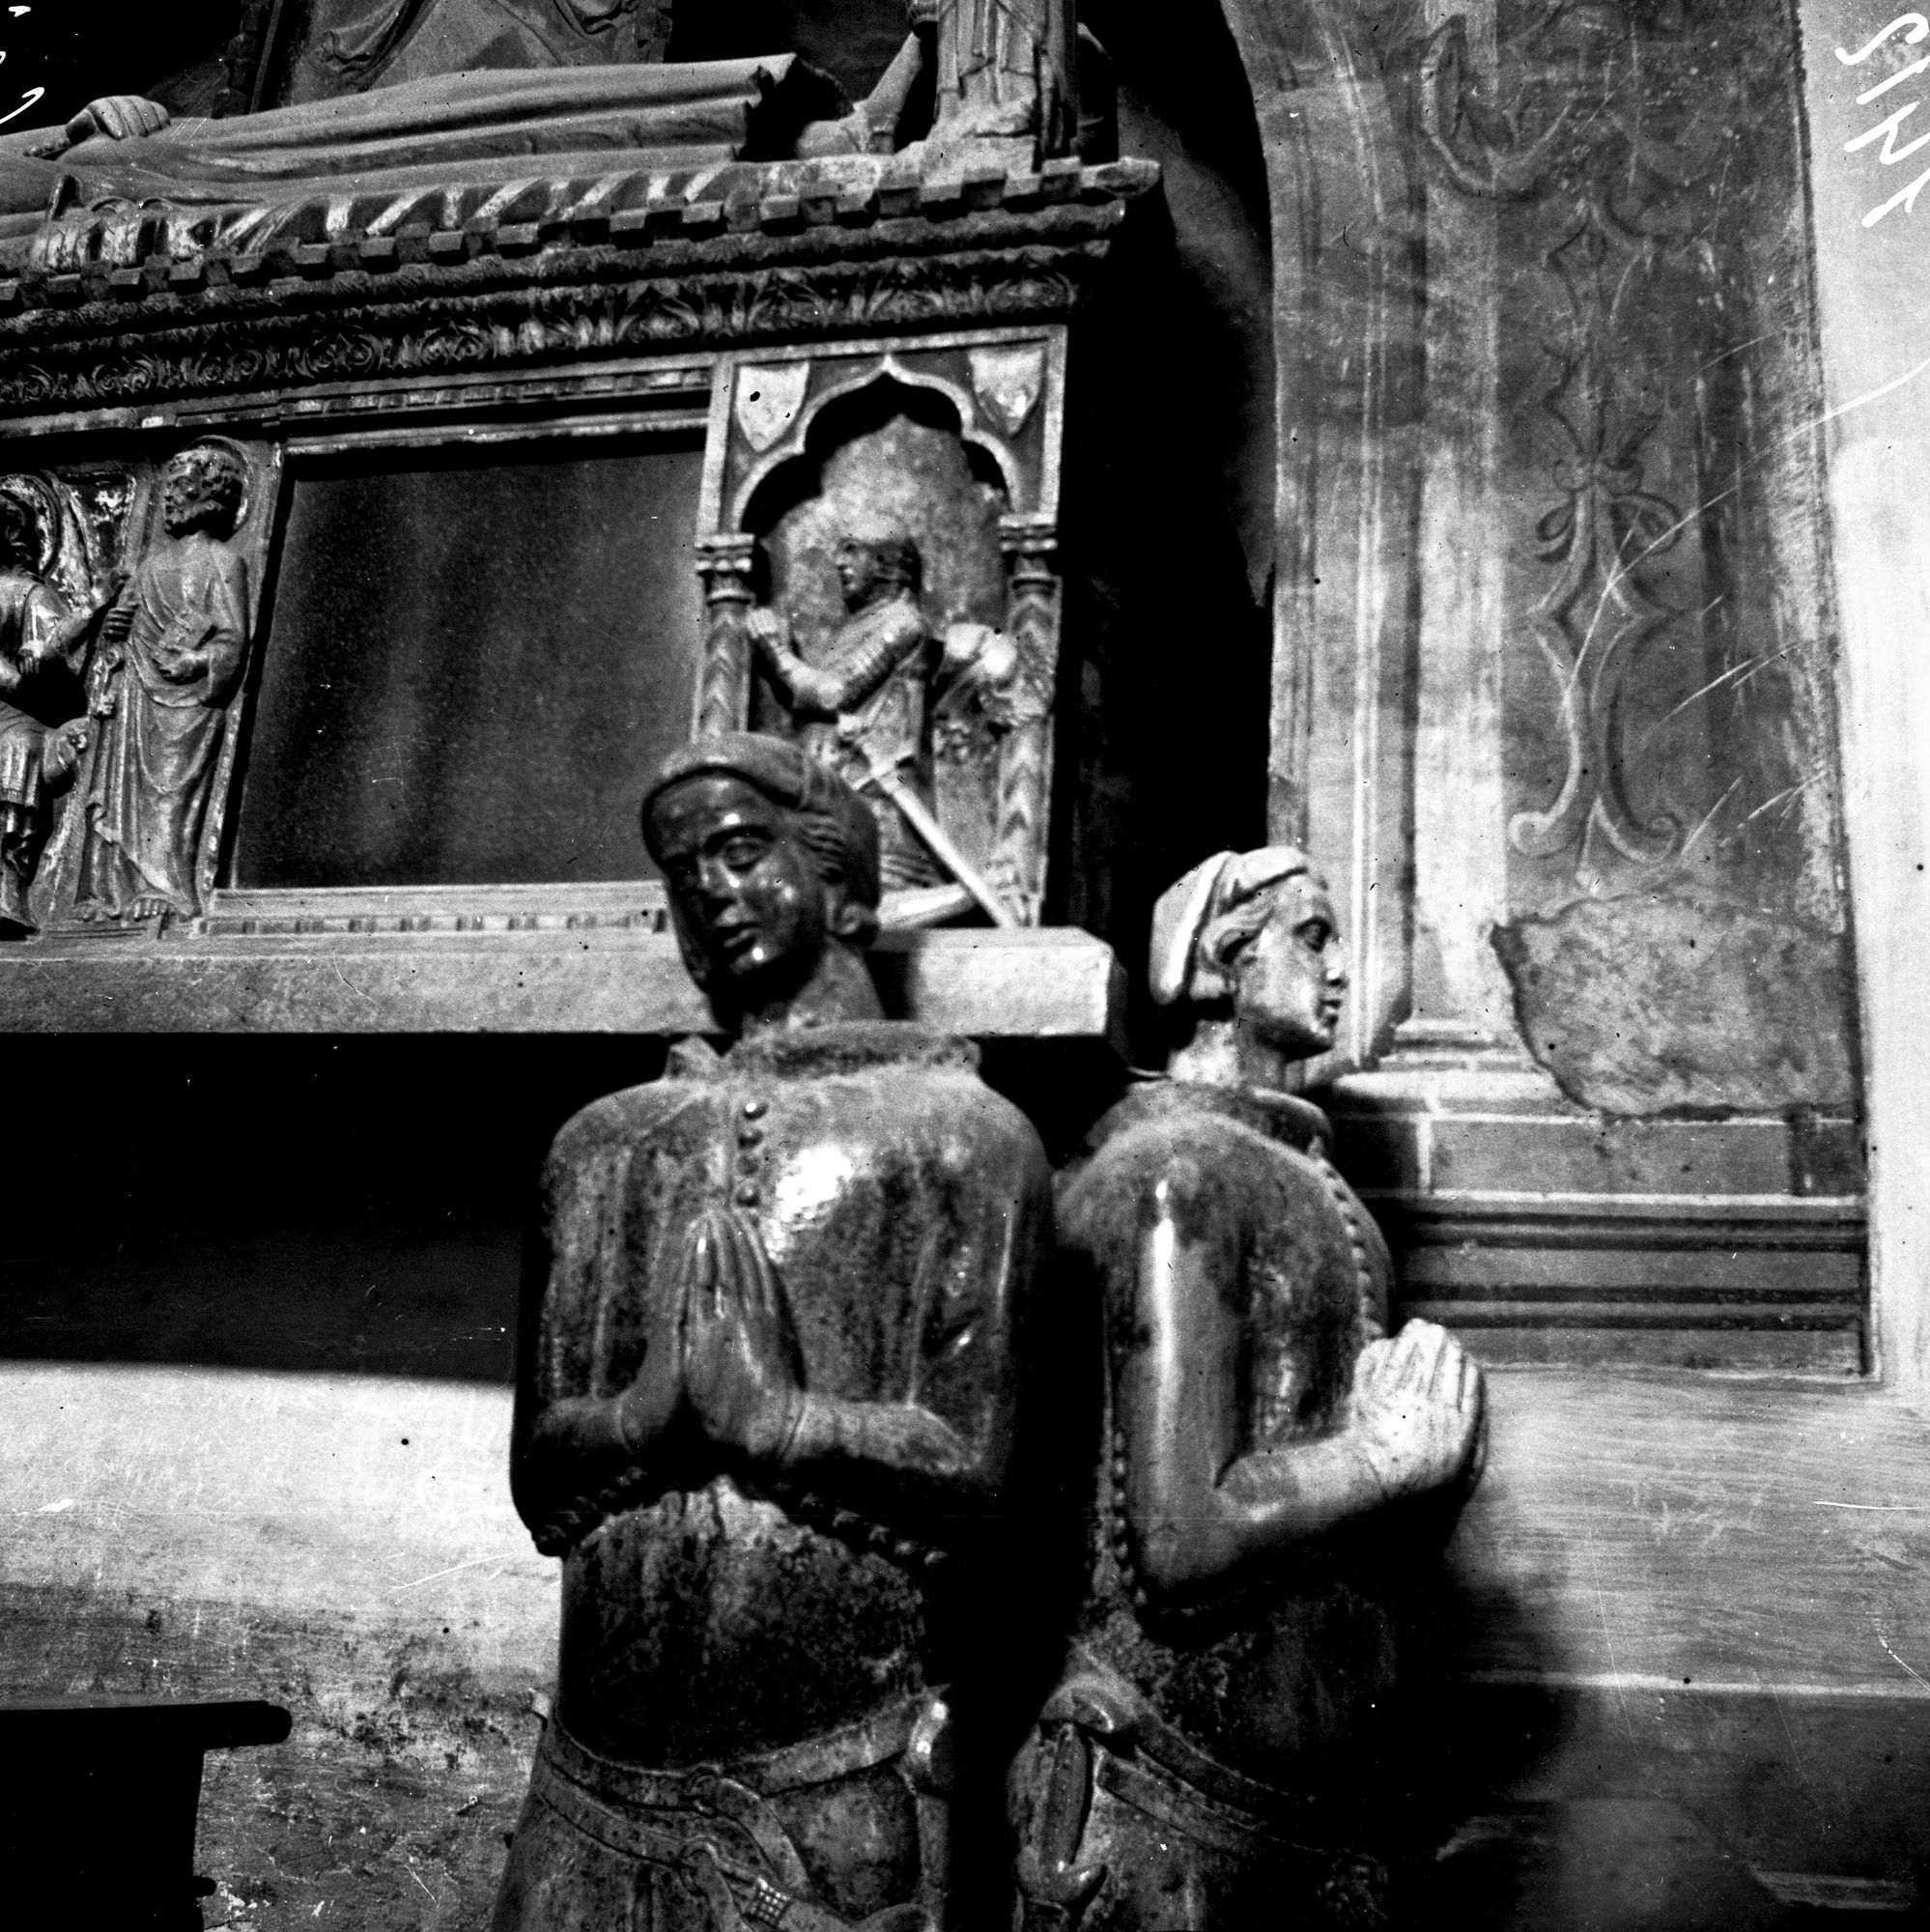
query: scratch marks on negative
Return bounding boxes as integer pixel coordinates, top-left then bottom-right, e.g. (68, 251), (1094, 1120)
(1549, 352), (1930, 779)
(1740, 775), (1823, 827)
(1761, 1661), (1825, 1820)
(1643, 639), (1788, 740)
(1676, 777), (1742, 861)
(1875, 1620), (1930, 1692)
(1809, 1498), (1924, 1510)
(1694, 329), (1776, 379)
(1580, 1496), (1640, 1747)
(1807, 352), (1930, 432)
(390, 1553), (514, 1594)
(328, 956), (375, 1009)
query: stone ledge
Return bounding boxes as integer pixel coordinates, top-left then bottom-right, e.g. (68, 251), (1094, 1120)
(0, 924), (1126, 1044)
(1331, 1060), (1868, 1371)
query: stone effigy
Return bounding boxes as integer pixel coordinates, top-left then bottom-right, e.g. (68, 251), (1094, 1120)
(281, 0), (677, 104)
(495, 732), (1053, 1928)
(0, 0), (1076, 268)
(0, 59), (862, 255)
(1013, 848), (1487, 1929)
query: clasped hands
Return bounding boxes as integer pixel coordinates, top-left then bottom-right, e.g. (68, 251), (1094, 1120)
(622, 1203), (808, 1464)
(744, 608), (839, 715)
(1342, 1319), (1486, 1506)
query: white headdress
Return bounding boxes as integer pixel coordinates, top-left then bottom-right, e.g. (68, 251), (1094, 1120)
(1147, 846), (1318, 1007)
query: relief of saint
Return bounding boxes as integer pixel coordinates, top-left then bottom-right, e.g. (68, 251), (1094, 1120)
(71, 443), (250, 927)
(0, 486), (108, 935)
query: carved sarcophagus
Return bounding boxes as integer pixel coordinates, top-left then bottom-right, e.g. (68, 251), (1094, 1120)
(0, 21), (1149, 1039)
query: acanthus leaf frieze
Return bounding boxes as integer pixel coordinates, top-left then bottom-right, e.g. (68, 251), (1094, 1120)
(0, 200), (1143, 418)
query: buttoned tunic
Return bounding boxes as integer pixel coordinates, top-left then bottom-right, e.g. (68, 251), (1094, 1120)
(497, 1022), (1050, 1929)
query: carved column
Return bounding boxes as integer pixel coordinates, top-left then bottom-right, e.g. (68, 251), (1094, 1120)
(694, 532), (756, 740)
(993, 514), (1060, 926)
(1404, 0), (1522, 1058)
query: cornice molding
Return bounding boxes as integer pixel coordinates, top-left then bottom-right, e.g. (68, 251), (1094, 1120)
(0, 161), (1157, 419)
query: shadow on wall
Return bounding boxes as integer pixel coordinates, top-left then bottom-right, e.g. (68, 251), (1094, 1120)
(1055, 0), (1277, 992)
(0, 1034), (1138, 1382)
(0, 1033), (670, 1382)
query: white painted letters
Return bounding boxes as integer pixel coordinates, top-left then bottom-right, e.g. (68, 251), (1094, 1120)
(1846, 99), (1930, 164)
(1858, 54), (1930, 101)
(1836, 14), (1930, 64)
(1839, 13), (1930, 223)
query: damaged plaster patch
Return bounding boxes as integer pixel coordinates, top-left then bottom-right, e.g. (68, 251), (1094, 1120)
(1490, 889), (1858, 1116)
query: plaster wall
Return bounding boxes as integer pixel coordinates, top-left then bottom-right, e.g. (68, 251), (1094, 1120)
(0, 1364), (547, 1927)
(15, 1358), (1930, 1925)
(1799, 0), (1930, 1388)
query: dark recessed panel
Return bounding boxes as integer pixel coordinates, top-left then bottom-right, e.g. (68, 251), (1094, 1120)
(232, 437), (703, 889)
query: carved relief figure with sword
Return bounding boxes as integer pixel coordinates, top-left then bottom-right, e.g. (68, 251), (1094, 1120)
(746, 514), (1014, 927)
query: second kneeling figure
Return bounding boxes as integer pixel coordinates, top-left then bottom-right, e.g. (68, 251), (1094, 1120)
(1015, 848), (1486, 1931)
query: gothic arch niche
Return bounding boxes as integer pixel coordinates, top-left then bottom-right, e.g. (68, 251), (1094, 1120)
(743, 378), (1011, 640)
(744, 378), (1012, 901)
(696, 335), (1068, 924)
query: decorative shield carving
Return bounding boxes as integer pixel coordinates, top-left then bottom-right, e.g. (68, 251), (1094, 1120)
(734, 362), (811, 453)
(968, 344), (1045, 437)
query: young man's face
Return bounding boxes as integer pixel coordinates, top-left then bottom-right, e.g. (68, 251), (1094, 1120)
(650, 774), (828, 991)
(834, 539), (887, 611)
(1231, 874), (1348, 1058)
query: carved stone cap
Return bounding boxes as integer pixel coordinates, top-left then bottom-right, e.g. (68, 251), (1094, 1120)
(1084, 1076), (1334, 1158)
(675, 1019), (981, 1080)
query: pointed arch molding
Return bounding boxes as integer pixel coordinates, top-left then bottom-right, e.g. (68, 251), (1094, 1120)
(720, 355), (1036, 535)
(692, 328), (1069, 923)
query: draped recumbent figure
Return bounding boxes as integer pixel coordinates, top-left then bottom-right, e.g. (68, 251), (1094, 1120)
(71, 442), (250, 927)
(1014, 848), (1487, 1930)
(494, 732), (1053, 1930)
(0, 0), (1076, 252)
